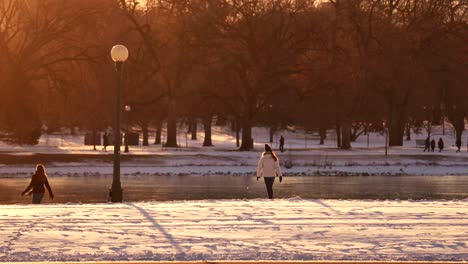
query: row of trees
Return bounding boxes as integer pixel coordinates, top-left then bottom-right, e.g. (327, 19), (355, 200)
(0, 0), (466, 150)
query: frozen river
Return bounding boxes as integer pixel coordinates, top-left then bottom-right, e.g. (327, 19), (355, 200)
(1, 175), (467, 204)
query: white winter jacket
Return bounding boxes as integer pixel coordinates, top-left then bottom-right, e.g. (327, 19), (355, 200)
(257, 153), (282, 177)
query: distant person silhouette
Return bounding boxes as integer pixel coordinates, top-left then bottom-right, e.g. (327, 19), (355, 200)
(430, 139), (436, 152)
(279, 136), (285, 152)
(456, 138), (461, 152)
(438, 138), (444, 152)
(423, 137), (430, 152)
(21, 164), (54, 204)
(257, 144), (282, 199)
(102, 132), (109, 152)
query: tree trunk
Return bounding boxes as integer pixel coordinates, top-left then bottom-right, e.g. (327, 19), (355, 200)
(235, 121), (240, 147)
(191, 119), (197, 140)
(154, 121), (162, 144)
(432, 107), (442, 125)
(350, 127), (357, 142)
(215, 116), (226, 126)
(335, 124), (342, 148)
(240, 120), (254, 151)
(389, 123), (405, 146)
(165, 118), (177, 147)
(202, 116), (213, 147)
(455, 129), (463, 148)
(389, 108), (405, 146)
(406, 123), (411, 141)
(92, 129), (97, 151)
(142, 123), (149, 146)
(165, 99), (178, 147)
(341, 119), (352, 149)
(319, 127), (326, 145)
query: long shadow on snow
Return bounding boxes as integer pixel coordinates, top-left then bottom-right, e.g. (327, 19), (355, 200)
(126, 203), (185, 255)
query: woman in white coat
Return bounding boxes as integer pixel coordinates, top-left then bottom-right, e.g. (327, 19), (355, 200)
(257, 144), (282, 199)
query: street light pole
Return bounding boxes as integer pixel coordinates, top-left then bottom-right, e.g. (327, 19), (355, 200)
(124, 105), (131, 153)
(383, 121), (388, 157)
(110, 45), (128, 203)
(385, 128), (388, 157)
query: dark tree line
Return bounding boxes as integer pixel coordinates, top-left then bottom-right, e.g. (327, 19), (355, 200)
(0, 0), (466, 149)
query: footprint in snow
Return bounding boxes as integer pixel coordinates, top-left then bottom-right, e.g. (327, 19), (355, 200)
(206, 245), (217, 250)
(109, 246), (125, 252)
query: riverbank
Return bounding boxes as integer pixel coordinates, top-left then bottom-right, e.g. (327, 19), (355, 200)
(1, 199), (466, 262)
(1, 127), (467, 177)
(0, 150), (467, 177)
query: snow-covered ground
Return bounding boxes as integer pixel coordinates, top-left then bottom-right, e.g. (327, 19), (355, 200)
(0, 126), (467, 177)
(0, 199), (466, 262)
(1, 127), (466, 262)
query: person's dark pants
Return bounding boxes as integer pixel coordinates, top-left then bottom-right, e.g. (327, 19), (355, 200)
(264, 177), (275, 199)
(32, 193), (44, 204)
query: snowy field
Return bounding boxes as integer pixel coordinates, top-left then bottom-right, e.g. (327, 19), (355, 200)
(0, 199), (466, 262)
(0, 126), (467, 177)
(1, 127), (467, 262)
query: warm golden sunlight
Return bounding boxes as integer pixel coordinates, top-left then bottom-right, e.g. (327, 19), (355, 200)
(0, 0), (466, 263)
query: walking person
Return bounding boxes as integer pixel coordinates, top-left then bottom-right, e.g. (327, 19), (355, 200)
(423, 137), (430, 152)
(456, 138), (461, 152)
(279, 136), (285, 152)
(430, 139), (436, 152)
(438, 138), (444, 152)
(257, 144), (282, 199)
(21, 164), (54, 204)
(102, 132), (109, 152)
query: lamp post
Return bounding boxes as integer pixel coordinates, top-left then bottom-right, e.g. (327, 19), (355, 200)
(124, 105), (131, 153)
(110, 44), (128, 203)
(440, 102), (445, 136)
(383, 121), (388, 157)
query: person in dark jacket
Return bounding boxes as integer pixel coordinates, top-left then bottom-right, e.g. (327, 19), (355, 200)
(279, 136), (285, 152)
(102, 132), (109, 152)
(438, 138), (444, 152)
(423, 137), (430, 152)
(21, 164), (54, 204)
(257, 144), (283, 199)
(430, 139), (436, 152)
(456, 138), (461, 152)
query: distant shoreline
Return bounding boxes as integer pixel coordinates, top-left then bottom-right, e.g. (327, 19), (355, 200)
(0, 151), (468, 177)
